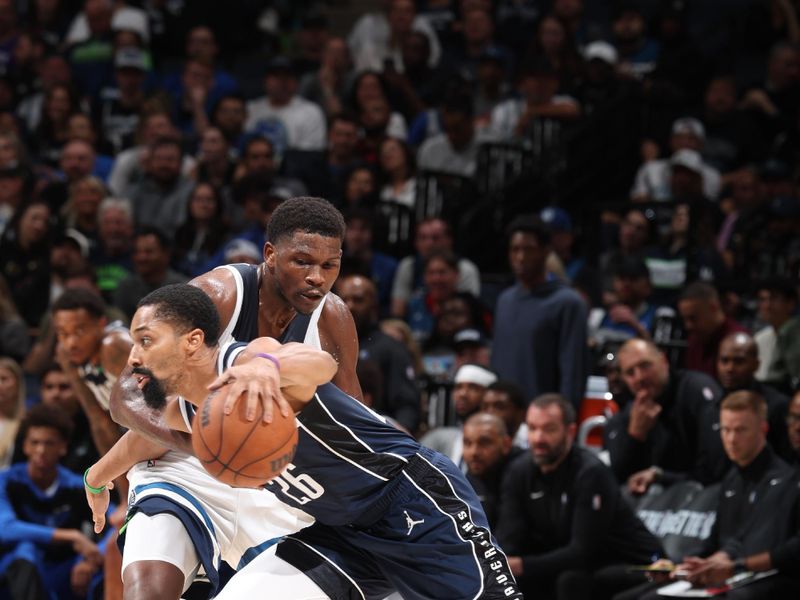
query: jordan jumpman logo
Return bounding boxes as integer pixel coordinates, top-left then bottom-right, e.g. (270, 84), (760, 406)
(404, 510), (425, 535)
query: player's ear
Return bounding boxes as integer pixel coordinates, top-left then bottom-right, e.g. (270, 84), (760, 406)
(264, 242), (275, 269)
(185, 328), (205, 353)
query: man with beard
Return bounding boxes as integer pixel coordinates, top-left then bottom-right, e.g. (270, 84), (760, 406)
(496, 393), (662, 600)
(336, 273), (419, 432)
(716, 332), (790, 459)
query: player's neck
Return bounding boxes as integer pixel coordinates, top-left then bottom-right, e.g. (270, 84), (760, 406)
(181, 349), (219, 405)
(258, 268), (297, 336)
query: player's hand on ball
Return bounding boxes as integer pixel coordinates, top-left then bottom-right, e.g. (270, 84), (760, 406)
(209, 360), (290, 423)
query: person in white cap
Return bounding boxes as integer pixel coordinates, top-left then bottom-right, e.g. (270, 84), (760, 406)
(631, 116), (721, 202)
(420, 363), (498, 467)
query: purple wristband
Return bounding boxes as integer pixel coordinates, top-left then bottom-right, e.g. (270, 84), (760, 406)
(255, 352), (281, 371)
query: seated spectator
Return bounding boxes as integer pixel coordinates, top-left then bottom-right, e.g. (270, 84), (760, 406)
(210, 93), (247, 152)
(65, 112), (115, 181)
(232, 135), (306, 201)
(631, 117), (721, 202)
(30, 83), (82, 169)
(490, 60), (580, 140)
(604, 338), (727, 492)
(341, 165), (379, 211)
(612, 4), (660, 79)
(716, 332), (791, 459)
(0, 404), (104, 600)
(472, 46), (513, 131)
(122, 136), (194, 236)
(245, 56), (327, 155)
(496, 393), (662, 600)
(405, 250), (461, 343)
(36, 363), (99, 474)
(443, 5), (511, 82)
(678, 282), (747, 379)
(168, 58), (215, 141)
(90, 196), (134, 300)
(350, 71), (409, 146)
(0, 357), (24, 469)
(0, 198), (55, 327)
(0, 275), (30, 362)
(173, 181), (230, 278)
(391, 217), (480, 319)
(417, 91), (490, 178)
(189, 126), (237, 204)
(61, 175), (106, 247)
(636, 391), (800, 599)
(112, 226), (187, 320)
(337, 274), (420, 433)
(591, 257), (658, 347)
(540, 206), (588, 283)
(453, 327), (491, 371)
(462, 412), (523, 529)
(788, 391), (800, 464)
(420, 363), (498, 466)
(599, 208), (653, 290)
(491, 215), (588, 409)
(40, 138), (101, 214)
(481, 380), (528, 449)
(358, 95), (408, 163)
(298, 36), (353, 119)
(716, 167), (763, 264)
(523, 13), (582, 85)
(754, 277), (800, 392)
(378, 136), (416, 210)
(341, 208), (397, 315)
(0, 162), (31, 239)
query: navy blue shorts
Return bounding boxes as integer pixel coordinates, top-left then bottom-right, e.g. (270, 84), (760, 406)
(276, 448), (523, 600)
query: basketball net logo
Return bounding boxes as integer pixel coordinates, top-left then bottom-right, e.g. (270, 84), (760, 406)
(404, 510), (424, 535)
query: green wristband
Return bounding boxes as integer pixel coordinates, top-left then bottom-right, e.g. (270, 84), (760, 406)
(83, 468), (106, 495)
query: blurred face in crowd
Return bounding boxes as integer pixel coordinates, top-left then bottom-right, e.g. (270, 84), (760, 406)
(85, 0), (112, 35)
(0, 172), (23, 206)
(18, 202), (50, 248)
(613, 10), (645, 43)
(670, 131), (702, 153)
(187, 26), (217, 63)
(509, 231), (548, 284)
(462, 415), (511, 477)
(730, 169), (761, 210)
(99, 205), (132, 252)
(142, 113), (173, 145)
(265, 231), (342, 316)
(618, 339), (670, 400)
(388, 0), (415, 36)
(527, 402), (575, 471)
(538, 17), (566, 55)
(757, 289), (797, 329)
(71, 178), (104, 219)
(265, 71), (296, 106)
(322, 37), (350, 73)
(345, 168), (375, 204)
(24, 426), (67, 474)
(520, 73), (559, 106)
(189, 183), (218, 223)
(54, 307), (105, 365)
(768, 46), (800, 90)
(619, 210), (649, 251)
(199, 127), (228, 163)
(329, 118), (359, 160)
(355, 73), (385, 107)
(437, 297), (472, 340)
(613, 274), (650, 307)
(705, 78), (737, 116)
(0, 0), (16, 35)
(67, 113), (97, 144)
(0, 132), (19, 168)
(442, 109), (473, 150)
(717, 334), (759, 391)
(678, 295), (724, 342)
(338, 275), (376, 332)
(149, 143), (182, 185)
(214, 97), (246, 138)
(61, 140), (95, 181)
(243, 139), (274, 175)
(424, 256), (459, 302)
(133, 234), (169, 280)
(360, 98), (391, 133)
(670, 203), (690, 236)
(39, 55), (71, 89)
(402, 31), (429, 71)
(0, 365), (19, 418)
(482, 389), (525, 438)
(720, 406), (766, 468)
(41, 370), (79, 415)
(182, 60), (213, 94)
(788, 393), (800, 452)
(115, 66), (145, 96)
(379, 138), (408, 177)
(452, 380), (486, 420)
(463, 8), (493, 45)
(344, 217), (372, 256)
(670, 166), (703, 199)
(554, 0), (583, 20)
(414, 219), (451, 257)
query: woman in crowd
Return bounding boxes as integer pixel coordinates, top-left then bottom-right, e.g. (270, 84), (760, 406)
(173, 182), (230, 277)
(0, 357), (25, 469)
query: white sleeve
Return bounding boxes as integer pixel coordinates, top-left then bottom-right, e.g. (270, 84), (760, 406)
(391, 257), (415, 302)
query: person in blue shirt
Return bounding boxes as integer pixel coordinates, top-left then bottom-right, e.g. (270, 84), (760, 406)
(0, 404), (110, 600)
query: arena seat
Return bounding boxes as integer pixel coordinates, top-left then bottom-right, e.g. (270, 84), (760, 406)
(577, 376), (619, 449)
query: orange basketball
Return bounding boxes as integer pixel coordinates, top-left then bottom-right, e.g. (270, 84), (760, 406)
(192, 384), (297, 488)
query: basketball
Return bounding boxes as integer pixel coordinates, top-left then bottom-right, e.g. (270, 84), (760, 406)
(192, 384), (297, 488)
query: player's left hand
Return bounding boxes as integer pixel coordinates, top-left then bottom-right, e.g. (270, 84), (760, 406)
(209, 360), (291, 423)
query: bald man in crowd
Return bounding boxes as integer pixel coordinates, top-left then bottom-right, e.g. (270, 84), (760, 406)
(604, 338), (727, 494)
(716, 332), (791, 458)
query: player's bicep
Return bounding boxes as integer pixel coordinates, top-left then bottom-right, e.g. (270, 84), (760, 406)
(100, 332), (133, 379)
(320, 298), (362, 400)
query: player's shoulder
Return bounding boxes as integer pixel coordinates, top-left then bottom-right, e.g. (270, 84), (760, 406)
(319, 292), (356, 331)
(190, 267), (239, 323)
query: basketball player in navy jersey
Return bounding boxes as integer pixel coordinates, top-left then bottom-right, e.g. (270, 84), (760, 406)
(91, 284), (523, 599)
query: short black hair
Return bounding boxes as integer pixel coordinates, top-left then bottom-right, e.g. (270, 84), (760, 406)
(267, 196), (346, 244)
(52, 287), (106, 319)
(613, 256), (650, 281)
(135, 225), (172, 250)
(531, 393), (576, 426)
(487, 380), (526, 410)
(758, 276), (798, 303)
(423, 249), (459, 272)
(137, 284), (220, 347)
(19, 404), (74, 443)
(506, 214), (551, 246)
(679, 281), (719, 303)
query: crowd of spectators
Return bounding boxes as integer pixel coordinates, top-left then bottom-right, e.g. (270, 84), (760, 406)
(0, 0), (799, 599)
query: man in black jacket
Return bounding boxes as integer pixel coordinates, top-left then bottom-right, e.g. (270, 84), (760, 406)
(639, 390), (800, 599)
(604, 338), (728, 494)
(337, 273), (420, 432)
(497, 394), (662, 600)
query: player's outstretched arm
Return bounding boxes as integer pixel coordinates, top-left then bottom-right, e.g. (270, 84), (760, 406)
(209, 337), (338, 420)
(84, 430), (168, 533)
(109, 368), (193, 453)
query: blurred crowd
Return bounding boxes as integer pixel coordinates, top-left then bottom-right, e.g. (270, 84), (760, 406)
(0, 0), (799, 599)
